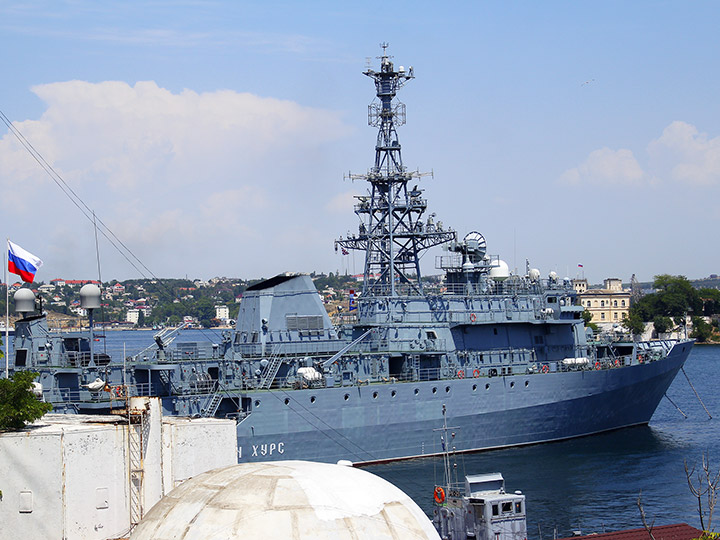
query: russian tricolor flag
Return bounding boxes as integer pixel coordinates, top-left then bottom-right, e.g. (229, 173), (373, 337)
(8, 240), (43, 283)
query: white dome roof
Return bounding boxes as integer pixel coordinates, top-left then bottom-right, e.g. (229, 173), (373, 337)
(131, 460), (440, 540)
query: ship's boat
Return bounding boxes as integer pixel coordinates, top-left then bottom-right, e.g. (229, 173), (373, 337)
(9, 48), (693, 465)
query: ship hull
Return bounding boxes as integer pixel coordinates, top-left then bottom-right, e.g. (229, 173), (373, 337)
(231, 340), (691, 464)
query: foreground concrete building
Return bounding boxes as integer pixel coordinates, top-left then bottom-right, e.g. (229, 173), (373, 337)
(0, 398), (237, 540)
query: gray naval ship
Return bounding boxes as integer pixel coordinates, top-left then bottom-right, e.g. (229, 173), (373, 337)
(10, 47), (693, 465)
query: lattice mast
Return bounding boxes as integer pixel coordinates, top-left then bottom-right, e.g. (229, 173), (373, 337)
(336, 44), (454, 297)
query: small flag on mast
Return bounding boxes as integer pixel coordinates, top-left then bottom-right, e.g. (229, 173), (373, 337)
(578, 264), (584, 268)
(8, 241), (43, 283)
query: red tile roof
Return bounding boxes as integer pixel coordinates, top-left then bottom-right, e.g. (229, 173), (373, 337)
(558, 524), (703, 540)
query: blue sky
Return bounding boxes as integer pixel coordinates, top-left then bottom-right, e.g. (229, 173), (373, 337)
(1, 1), (719, 284)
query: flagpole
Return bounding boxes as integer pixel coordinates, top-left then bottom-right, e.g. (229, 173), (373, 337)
(5, 238), (9, 379)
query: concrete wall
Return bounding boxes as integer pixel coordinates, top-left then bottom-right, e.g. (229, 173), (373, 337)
(0, 400), (237, 540)
(160, 417), (238, 492)
(0, 417), (130, 539)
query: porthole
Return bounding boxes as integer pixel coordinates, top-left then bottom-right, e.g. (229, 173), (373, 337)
(510, 381), (515, 388)
(472, 384), (477, 391)
(373, 391), (378, 399)
(254, 399), (261, 407)
(414, 388), (419, 395)
(432, 387), (437, 394)
(310, 396), (316, 404)
(485, 384), (490, 390)
(525, 380), (529, 387)
(284, 398), (290, 405)
(344, 393), (350, 401)
(445, 386), (450, 393)
(391, 390), (397, 398)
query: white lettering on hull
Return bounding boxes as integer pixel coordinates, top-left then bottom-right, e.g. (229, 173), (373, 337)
(250, 441), (285, 457)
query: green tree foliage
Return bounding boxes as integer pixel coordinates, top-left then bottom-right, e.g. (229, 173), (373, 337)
(690, 316), (713, 342)
(581, 309), (599, 332)
(699, 288), (720, 316)
(0, 371), (52, 430)
(653, 315), (673, 335)
(623, 311), (646, 336)
(630, 275), (703, 323)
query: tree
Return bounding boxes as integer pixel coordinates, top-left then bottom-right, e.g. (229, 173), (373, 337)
(581, 309), (599, 332)
(685, 452), (720, 532)
(137, 310), (145, 328)
(653, 315), (673, 335)
(623, 311), (645, 336)
(631, 275), (702, 322)
(0, 371), (52, 430)
(699, 288), (720, 316)
(195, 298), (215, 323)
(691, 317), (713, 343)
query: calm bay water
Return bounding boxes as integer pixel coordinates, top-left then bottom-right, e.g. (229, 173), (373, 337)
(366, 345), (720, 537)
(6, 330), (717, 535)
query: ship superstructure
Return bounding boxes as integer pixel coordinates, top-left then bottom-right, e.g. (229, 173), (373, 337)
(9, 47), (694, 465)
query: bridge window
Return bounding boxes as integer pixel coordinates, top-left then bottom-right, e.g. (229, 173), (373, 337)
(502, 502), (512, 513)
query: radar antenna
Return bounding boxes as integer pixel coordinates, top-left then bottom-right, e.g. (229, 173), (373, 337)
(335, 45), (455, 296)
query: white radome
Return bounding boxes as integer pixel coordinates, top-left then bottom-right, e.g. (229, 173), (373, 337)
(489, 259), (510, 281)
(130, 460), (440, 540)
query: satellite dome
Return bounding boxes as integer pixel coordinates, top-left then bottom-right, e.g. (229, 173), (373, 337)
(79, 283), (101, 309)
(528, 268), (541, 282)
(130, 461), (440, 540)
(488, 259), (510, 281)
(13, 288), (36, 313)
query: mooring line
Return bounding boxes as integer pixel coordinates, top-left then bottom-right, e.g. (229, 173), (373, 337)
(681, 367), (712, 419)
(664, 392), (688, 418)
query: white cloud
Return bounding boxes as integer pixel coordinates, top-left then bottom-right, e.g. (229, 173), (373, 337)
(325, 190), (358, 214)
(0, 80), (352, 279)
(647, 120), (720, 185)
(559, 147), (646, 185)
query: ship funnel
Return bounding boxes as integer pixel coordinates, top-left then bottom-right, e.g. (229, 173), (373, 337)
(14, 288), (36, 314)
(80, 284), (101, 309)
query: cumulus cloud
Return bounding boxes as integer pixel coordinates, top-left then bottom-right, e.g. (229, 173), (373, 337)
(559, 147), (646, 185)
(0, 80), (352, 279)
(325, 190), (358, 214)
(647, 120), (720, 185)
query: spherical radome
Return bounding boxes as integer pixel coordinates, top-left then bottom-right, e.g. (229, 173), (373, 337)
(131, 460), (440, 540)
(79, 283), (101, 309)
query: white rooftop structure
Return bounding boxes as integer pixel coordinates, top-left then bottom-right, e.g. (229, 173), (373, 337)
(0, 398), (237, 540)
(131, 460), (441, 540)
